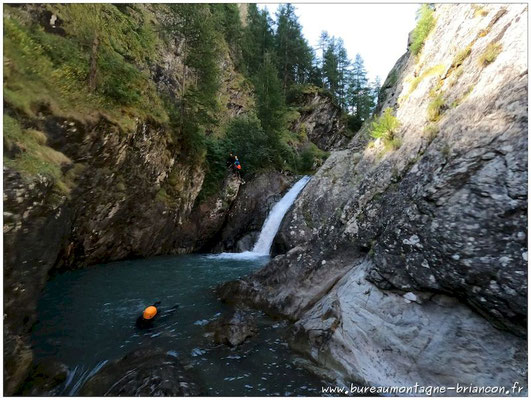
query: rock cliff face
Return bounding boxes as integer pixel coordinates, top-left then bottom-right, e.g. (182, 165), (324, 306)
(3, 4), (253, 394)
(289, 90), (351, 151)
(220, 4), (528, 391)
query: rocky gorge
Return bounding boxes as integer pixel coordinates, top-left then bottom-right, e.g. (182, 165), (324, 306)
(3, 2), (528, 397)
(2, 4), (349, 395)
(220, 3), (528, 393)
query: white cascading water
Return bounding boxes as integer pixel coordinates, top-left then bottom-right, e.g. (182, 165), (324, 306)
(211, 175), (311, 259)
(252, 175), (311, 254)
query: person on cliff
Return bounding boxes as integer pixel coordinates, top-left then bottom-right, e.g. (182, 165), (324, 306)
(136, 301), (179, 329)
(226, 153), (236, 168)
(233, 156), (244, 182)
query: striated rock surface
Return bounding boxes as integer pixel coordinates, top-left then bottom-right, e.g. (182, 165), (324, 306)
(80, 348), (201, 396)
(220, 3), (527, 391)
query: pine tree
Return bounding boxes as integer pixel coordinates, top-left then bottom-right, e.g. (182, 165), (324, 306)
(241, 4), (275, 77)
(253, 52), (286, 136)
(274, 3), (313, 90)
(347, 54), (373, 131)
(322, 37), (339, 95)
(336, 38), (350, 109)
(164, 5), (221, 153)
(209, 4), (242, 56)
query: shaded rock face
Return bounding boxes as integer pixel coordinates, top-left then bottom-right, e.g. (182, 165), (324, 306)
(205, 309), (258, 347)
(213, 172), (295, 252)
(290, 91), (350, 151)
(220, 4), (527, 390)
(80, 348), (201, 396)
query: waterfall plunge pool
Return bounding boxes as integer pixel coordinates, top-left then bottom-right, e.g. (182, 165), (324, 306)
(32, 254), (329, 395)
(31, 176), (327, 395)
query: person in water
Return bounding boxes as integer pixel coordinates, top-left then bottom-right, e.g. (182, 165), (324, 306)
(136, 301), (162, 329)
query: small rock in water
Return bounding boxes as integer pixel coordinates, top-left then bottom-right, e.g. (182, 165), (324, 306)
(205, 309), (258, 347)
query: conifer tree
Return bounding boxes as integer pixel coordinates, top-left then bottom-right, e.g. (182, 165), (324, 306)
(253, 52), (286, 137)
(242, 4), (275, 77)
(274, 3), (313, 90)
(347, 54), (373, 131)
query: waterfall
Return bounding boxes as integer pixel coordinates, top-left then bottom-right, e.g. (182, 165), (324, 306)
(252, 175), (310, 255)
(210, 176), (310, 259)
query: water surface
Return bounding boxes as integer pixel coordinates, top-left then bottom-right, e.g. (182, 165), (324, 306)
(32, 254), (328, 395)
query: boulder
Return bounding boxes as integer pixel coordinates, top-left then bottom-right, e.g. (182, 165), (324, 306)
(205, 309), (258, 347)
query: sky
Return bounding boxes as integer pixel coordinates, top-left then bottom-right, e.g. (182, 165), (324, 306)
(259, 3), (419, 83)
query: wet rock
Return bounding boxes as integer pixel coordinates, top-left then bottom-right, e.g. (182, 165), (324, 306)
(80, 348), (201, 396)
(20, 359), (68, 396)
(3, 329), (33, 396)
(213, 172), (295, 253)
(205, 309), (258, 347)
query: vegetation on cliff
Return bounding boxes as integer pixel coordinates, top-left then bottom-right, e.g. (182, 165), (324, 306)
(4, 3), (380, 202)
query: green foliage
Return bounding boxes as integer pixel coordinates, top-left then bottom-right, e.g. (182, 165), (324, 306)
(98, 50), (143, 105)
(348, 54), (376, 125)
(3, 114), (71, 186)
(197, 135), (233, 201)
(253, 53), (287, 136)
(297, 142), (328, 173)
(370, 108), (400, 143)
(369, 108), (401, 153)
(427, 93), (446, 122)
(241, 4), (275, 77)
(225, 114), (272, 174)
(479, 42), (502, 66)
(3, 4), (167, 128)
(410, 4), (436, 55)
(274, 4), (314, 89)
(209, 4), (242, 52)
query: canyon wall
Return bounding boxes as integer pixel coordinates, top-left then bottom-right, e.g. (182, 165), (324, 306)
(220, 4), (528, 392)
